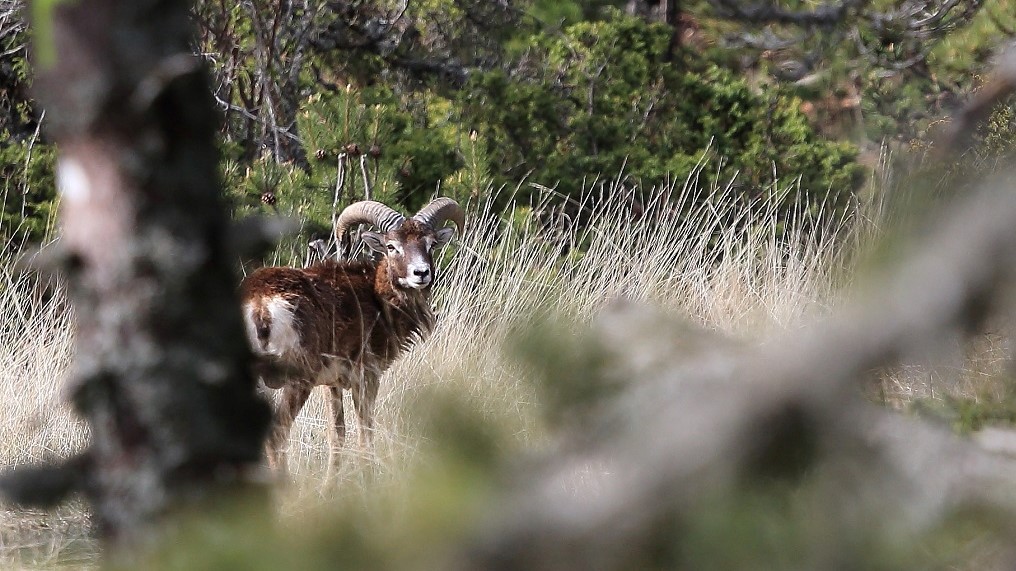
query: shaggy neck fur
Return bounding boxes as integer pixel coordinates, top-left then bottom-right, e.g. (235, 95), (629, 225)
(372, 257), (436, 344)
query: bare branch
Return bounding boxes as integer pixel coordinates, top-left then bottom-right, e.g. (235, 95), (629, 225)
(211, 92), (301, 144)
(708, 0), (867, 26)
(360, 153), (372, 201)
(329, 151), (348, 255)
(18, 109), (42, 219)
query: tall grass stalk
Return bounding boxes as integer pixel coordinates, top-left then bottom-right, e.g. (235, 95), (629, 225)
(0, 252), (84, 468)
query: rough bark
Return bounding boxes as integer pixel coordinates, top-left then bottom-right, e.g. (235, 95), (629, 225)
(0, 0), (270, 548)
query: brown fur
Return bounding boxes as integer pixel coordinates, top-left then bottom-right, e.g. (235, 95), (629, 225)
(241, 219), (446, 470)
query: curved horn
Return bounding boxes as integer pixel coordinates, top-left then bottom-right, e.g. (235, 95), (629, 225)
(334, 201), (405, 258)
(412, 197), (465, 235)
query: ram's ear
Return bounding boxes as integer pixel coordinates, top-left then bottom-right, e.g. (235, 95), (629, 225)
(435, 226), (456, 247)
(360, 231), (387, 254)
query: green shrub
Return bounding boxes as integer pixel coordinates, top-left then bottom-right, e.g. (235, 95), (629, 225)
(0, 136), (57, 245)
(460, 12), (863, 213)
(220, 9), (866, 251)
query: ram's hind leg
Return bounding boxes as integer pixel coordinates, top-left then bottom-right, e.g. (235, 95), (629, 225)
(324, 385), (347, 483)
(351, 376), (379, 451)
(267, 383), (312, 473)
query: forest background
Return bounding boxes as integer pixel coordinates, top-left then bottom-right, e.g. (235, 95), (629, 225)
(2, 0), (1011, 248)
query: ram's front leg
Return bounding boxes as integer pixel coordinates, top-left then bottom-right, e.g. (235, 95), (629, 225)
(267, 383), (312, 472)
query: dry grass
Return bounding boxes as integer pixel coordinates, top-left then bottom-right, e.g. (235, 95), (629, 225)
(0, 248), (90, 569)
(284, 173), (864, 494)
(0, 259), (84, 467)
(7, 167), (1003, 565)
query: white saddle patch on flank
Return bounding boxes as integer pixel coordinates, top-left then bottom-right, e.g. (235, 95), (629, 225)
(244, 296), (301, 356)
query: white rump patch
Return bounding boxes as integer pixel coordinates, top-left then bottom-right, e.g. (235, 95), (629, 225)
(244, 296), (301, 356)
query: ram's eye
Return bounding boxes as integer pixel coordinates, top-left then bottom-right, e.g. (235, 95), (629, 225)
(386, 244), (397, 252)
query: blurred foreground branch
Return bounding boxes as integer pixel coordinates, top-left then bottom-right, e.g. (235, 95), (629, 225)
(938, 47), (1016, 155)
(460, 171), (1016, 568)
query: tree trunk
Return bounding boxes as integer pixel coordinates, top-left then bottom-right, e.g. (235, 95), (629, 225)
(9, 0), (271, 548)
(664, 0), (683, 61)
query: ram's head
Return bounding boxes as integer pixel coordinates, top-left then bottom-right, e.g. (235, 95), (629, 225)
(335, 198), (465, 289)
